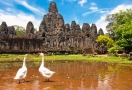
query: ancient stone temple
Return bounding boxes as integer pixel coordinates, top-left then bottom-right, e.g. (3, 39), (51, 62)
(0, 21), (43, 53)
(0, 1), (105, 54)
(98, 28), (104, 35)
(37, 1), (104, 54)
(39, 2), (64, 33)
(26, 21), (34, 37)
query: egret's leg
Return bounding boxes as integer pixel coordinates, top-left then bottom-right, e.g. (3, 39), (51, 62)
(45, 79), (49, 81)
(18, 80), (21, 84)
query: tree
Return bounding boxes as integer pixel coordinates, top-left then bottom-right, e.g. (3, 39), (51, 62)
(108, 47), (118, 54)
(96, 35), (114, 48)
(112, 9), (132, 53)
(14, 25), (26, 36)
(105, 14), (116, 39)
(106, 9), (132, 53)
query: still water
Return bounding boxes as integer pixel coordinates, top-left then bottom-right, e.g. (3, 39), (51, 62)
(0, 61), (132, 90)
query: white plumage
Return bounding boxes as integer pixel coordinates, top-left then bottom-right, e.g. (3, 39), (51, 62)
(14, 54), (28, 83)
(39, 53), (55, 81)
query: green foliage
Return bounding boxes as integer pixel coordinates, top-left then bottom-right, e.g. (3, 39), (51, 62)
(96, 35), (114, 48)
(106, 9), (132, 52)
(108, 47), (118, 54)
(14, 25), (26, 36)
(115, 39), (128, 48)
(1, 54), (132, 65)
(113, 9), (132, 52)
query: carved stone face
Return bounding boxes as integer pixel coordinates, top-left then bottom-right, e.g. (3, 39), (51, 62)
(49, 2), (58, 13)
(51, 2), (55, 7)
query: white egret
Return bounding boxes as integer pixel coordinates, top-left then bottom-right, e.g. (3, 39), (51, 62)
(39, 53), (55, 81)
(14, 54), (28, 83)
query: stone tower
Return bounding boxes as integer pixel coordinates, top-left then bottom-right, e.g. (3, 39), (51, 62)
(90, 24), (98, 41)
(26, 21), (34, 37)
(0, 22), (8, 39)
(98, 28), (104, 35)
(0, 1), (105, 54)
(82, 23), (90, 36)
(39, 1), (64, 35)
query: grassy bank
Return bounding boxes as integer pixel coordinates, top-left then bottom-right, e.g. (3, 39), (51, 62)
(0, 54), (132, 64)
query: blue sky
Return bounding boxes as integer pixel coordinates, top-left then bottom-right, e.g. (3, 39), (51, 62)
(0, 0), (132, 33)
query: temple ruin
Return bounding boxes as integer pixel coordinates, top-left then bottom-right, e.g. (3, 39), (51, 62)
(0, 1), (105, 54)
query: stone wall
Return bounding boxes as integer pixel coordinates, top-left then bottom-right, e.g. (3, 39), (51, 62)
(0, 1), (105, 54)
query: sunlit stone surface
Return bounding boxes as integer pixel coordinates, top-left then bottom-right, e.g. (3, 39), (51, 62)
(0, 1), (105, 54)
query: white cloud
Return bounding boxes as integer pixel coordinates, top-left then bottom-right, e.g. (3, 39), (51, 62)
(82, 2), (106, 16)
(82, 11), (95, 16)
(90, 2), (98, 11)
(90, 7), (98, 11)
(78, 0), (87, 6)
(95, 15), (108, 33)
(95, 4), (132, 33)
(110, 4), (132, 14)
(82, 9), (106, 17)
(0, 9), (41, 30)
(15, 0), (45, 15)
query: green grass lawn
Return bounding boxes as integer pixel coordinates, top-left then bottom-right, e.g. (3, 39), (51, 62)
(0, 54), (132, 64)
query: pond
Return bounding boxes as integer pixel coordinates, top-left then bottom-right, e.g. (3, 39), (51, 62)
(0, 61), (132, 90)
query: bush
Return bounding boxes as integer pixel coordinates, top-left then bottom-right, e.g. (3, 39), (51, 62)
(108, 47), (118, 54)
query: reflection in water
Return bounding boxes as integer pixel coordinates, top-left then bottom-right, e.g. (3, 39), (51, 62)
(3, 81), (17, 90)
(89, 75), (112, 90)
(0, 61), (132, 90)
(64, 83), (73, 90)
(78, 80), (86, 90)
(42, 87), (53, 90)
(31, 80), (40, 90)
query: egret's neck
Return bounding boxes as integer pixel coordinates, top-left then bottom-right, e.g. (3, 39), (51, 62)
(22, 56), (27, 68)
(40, 56), (44, 67)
